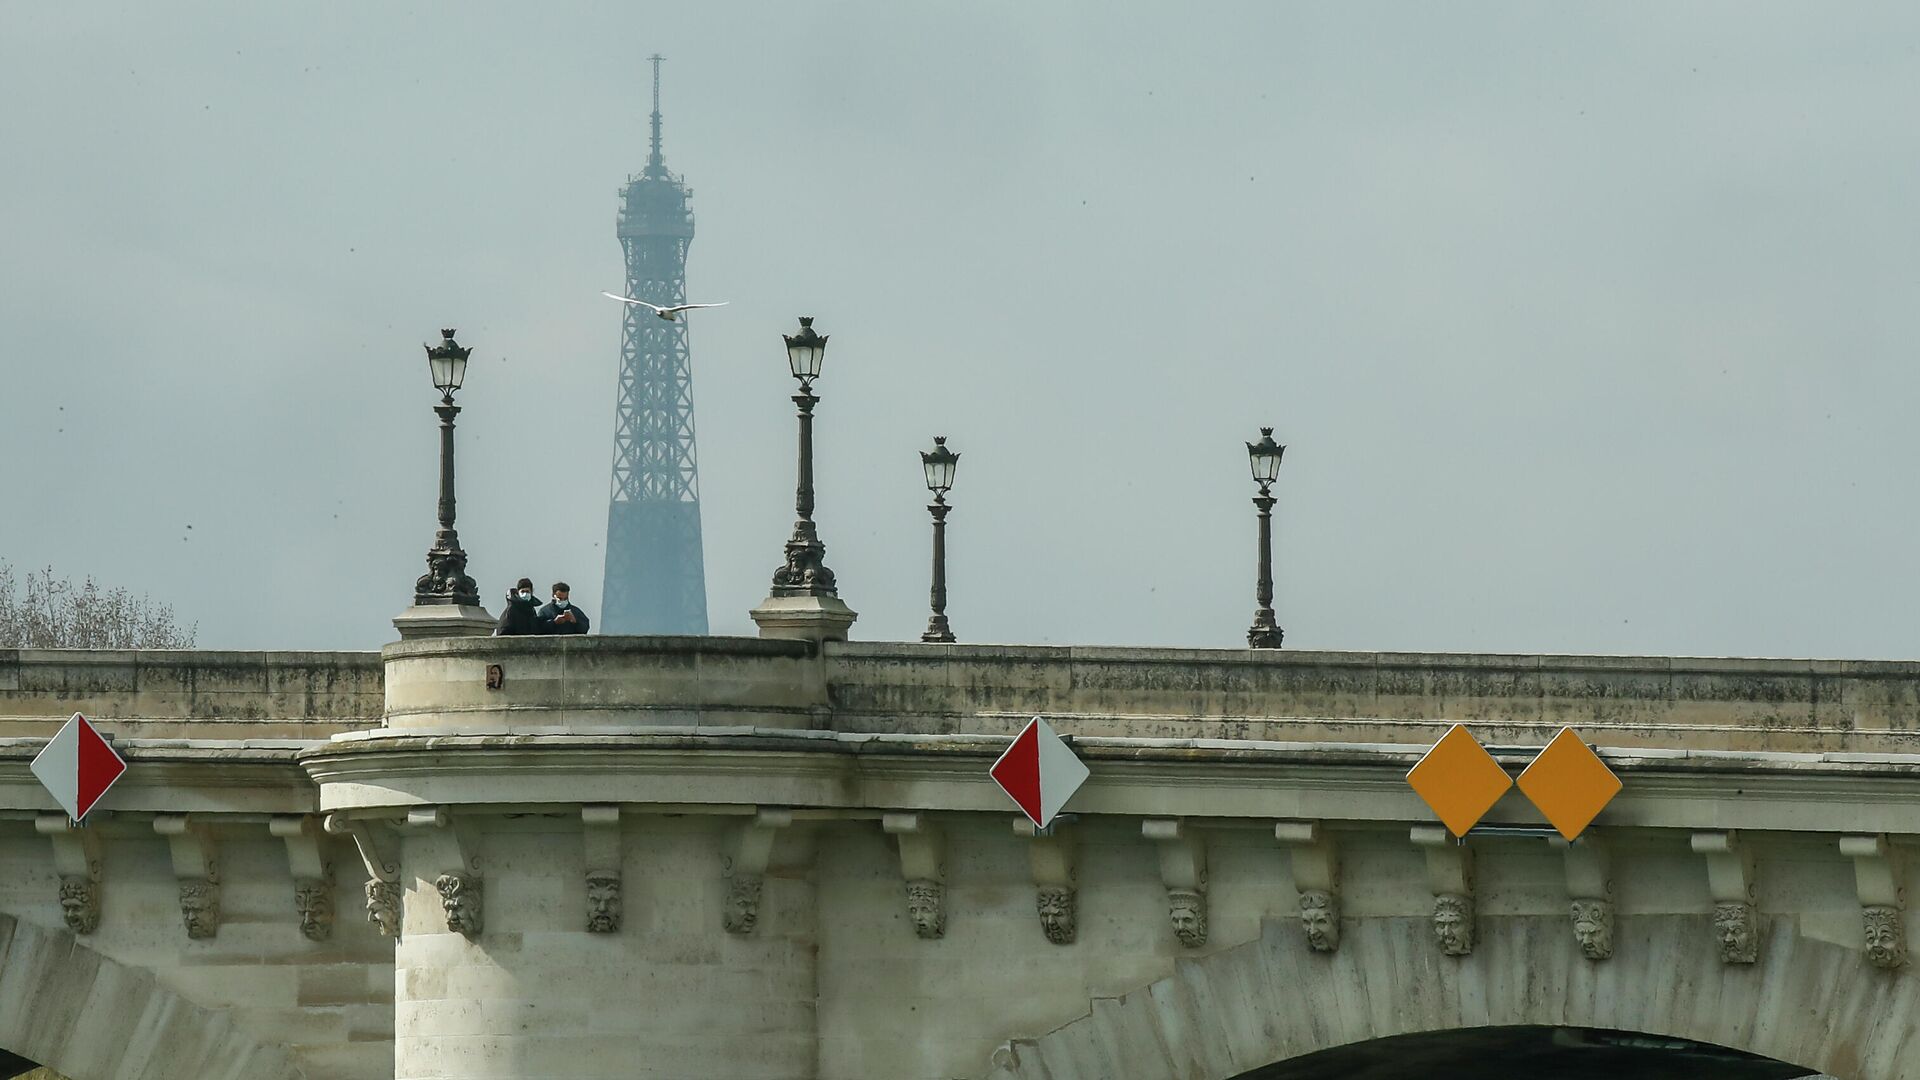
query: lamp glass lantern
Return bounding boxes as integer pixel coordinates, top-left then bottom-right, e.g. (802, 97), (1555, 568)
(784, 316), (827, 381)
(1247, 427), (1285, 485)
(921, 436), (959, 495)
(425, 329), (471, 396)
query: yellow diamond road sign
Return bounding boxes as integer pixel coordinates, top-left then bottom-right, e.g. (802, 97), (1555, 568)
(1405, 724), (1514, 837)
(1516, 727), (1622, 841)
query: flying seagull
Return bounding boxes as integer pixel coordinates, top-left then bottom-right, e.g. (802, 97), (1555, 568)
(602, 292), (730, 321)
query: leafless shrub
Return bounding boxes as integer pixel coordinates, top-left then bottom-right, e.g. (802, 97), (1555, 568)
(0, 562), (196, 649)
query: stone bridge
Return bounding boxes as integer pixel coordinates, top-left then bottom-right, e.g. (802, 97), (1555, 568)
(0, 639), (1916, 1078)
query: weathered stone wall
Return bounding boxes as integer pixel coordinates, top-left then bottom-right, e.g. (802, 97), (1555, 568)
(829, 643), (1920, 752)
(0, 651), (382, 740)
(381, 636), (824, 733)
(992, 911), (1919, 1080)
(22, 640), (1920, 752)
(0, 821), (392, 1079)
(391, 815), (817, 1080)
(343, 808), (1916, 1079)
(819, 821), (1910, 1079)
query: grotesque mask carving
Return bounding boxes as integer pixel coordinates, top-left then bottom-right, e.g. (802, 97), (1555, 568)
(436, 872), (483, 938)
(58, 877), (99, 935)
(1036, 886), (1076, 945)
(586, 873), (622, 934)
(1713, 901), (1757, 964)
(1569, 898), (1613, 961)
(1299, 889), (1340, 952)
(365, 879), (402, 939)
(906, 879), (946, 939)
(723, 874), (763, 935)
(1863, 905), (1906, 970)
(1168, 887), (1208, 948)
(294, 876), (335, 942)
(179, 880), (220, 940)
(1432, 893), (1473, 956)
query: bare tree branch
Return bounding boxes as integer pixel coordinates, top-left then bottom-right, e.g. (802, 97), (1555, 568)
(0, 562), (196, 649)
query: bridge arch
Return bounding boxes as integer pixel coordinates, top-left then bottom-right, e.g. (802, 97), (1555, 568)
(0, 913), (298, 1080)
(989, 914), (1917, 1080)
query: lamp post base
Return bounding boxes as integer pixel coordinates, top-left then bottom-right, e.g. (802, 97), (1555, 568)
(1247, 621), (1284, 650)
(750, 594), (858, 644)
(921, 615), (955, 644)
(392, 605), (498, 641)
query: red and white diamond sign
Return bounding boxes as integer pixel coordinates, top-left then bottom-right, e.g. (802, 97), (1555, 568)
(990, 716), (1089, 829)
(30, 713), (127, 822)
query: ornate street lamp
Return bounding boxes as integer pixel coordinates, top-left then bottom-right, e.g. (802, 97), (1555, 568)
(768, 317), (840, 597)
(919, 436), (960, 643)
(1245, 427), (1285, 649)
(412, 330), (480, 608)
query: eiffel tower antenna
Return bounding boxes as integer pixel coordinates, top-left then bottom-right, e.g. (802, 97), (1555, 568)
(647, 54), (665, 173)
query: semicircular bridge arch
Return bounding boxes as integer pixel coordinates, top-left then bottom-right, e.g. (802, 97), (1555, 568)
(0, 913), (298, 1080)
(989, 914), (1919, 1080)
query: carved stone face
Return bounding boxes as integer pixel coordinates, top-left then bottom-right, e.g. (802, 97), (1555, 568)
(1168, 888), (1208, 948)
(294, 878), (334, 942)
(1299, 889), (1339, 952)
(58, 878), (98, 935)
(1432, 893), (1473, 956)
(586, 873), (622, 934)
(1863, 905), (1906, 969)
(180, 881), (220, 940)
(1570, 898), (1613, 960)
(436, 873), (483, 938)
(365, 879), (401, 938)
(1036, 886), (1076, 945)
(1713, 901), (1757, 964)
(723, 875), (762, 935)
(906, 880), (945, 939)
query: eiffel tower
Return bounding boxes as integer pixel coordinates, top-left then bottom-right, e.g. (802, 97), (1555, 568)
(600, 55), (708, 634)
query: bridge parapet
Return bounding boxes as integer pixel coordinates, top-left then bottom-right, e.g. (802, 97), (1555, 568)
(829, 643), (1920, 752)
(380, 634), (826, 732)
(14, 640), (1902, 751)
(0, 649), (381, 740)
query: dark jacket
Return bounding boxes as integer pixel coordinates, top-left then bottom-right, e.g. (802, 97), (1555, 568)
(537, 601), (590, 635)
(493, 594), (543, 636)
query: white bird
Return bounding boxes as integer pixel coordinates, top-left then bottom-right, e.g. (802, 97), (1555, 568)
(602, 292), (730, 321)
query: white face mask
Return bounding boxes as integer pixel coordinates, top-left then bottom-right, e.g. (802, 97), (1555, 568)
(554, 599), (569, 609)
(517, 591), (533, 601)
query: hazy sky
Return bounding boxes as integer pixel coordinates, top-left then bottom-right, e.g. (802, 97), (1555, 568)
(4, 3), (1920, 658)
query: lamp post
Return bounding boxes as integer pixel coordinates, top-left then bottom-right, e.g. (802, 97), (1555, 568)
(412, 329), (480, 608)
(919, 436), (960, 643)
(768, 317), (840, 597)
(1245, 427), (1285, 649)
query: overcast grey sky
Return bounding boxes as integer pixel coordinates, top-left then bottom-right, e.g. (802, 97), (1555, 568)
(4, 3), (1919, 658)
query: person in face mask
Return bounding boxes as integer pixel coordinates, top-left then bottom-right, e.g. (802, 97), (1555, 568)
(537, 582), (591, 635)
(493, 577), (544, 636)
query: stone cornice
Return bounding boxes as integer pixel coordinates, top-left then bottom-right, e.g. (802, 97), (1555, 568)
(298, 730), (1920, 833)
(0, 739), (313, 815)
(0, 724), (1909, 832)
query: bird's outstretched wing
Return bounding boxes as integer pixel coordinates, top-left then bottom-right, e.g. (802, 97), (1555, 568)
(662, 301), (730, 314)
(602, 291), (664, 314)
